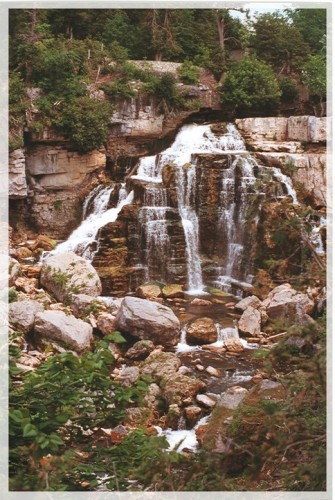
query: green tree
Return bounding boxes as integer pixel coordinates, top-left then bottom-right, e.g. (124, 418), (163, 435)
(252, 13), (310, 74)
(302, 55), (327, 116)
(220, 56), (281, 115)
(286, 8), (327, 54)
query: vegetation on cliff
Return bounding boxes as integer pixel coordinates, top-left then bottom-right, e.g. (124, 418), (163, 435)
(9, 7), (327, 151)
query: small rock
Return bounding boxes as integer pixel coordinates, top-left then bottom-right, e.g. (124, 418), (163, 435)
(196, 364), (205, 371)
(30, 234), (57, 252)
(217, 386), (248, 409)
(235, 295), (262, 312)
(70, 294), (104, 318)
(9, 299), (44, 333)
(137, 284), (162, 300)
(15, 277), (39, 294)
(166, 404), (181, 430)
(8, 257), (21, 287)
(225, 302), (236, 309)
(161, 284), (184, 299)
(206, 366), (220, 377)
(186, 317), (218, 345)
(126, 340), (155, 360)
(14, 247), (33, 260)
(196, 394), (217, 408)
(178, 366), (192, 375)
(190, 298), (212, 307)
(238, 306), (262, 337)
(109, 425), (128, 444)
(96, 312), (117, 336)
(185, 406), (202, 426)
(114, 366), (140, 387)
(224, 338), (244, 352)
(21, 265), (41, 279)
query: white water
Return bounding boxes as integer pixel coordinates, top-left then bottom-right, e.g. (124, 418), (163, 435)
(310, 215), (326, 255)
(155, 415), (209, 453)
(132, 123), (247, 292)
(271, 166), (300, 205)
(49, 184), (134, 261)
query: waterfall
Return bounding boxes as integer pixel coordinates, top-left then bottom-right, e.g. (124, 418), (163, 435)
(271, 167), (300, 205)
(49, 184), (134, 261)
(310, 215), (326, 255)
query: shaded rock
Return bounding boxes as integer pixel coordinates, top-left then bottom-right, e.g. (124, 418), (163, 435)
(15, 247), (33, 260)
(125, 339), (155, 360)
(163, 374), (206, 406)
(262, 283), (314, 323)
(186, 317), (218, 345)
(70, 294), (104, 318)
(21, 265), (41, 279)
(137, 284), (162, 300)
(235, 295), (262, 312)
(178, 365), (192, 375)
(217, 386), (248, 409)
(41, 252), (102, 303)
(9, 300), (44, 333)
(162, 284), (184, 299)
(124, 407), (148, 426)
(144, 383), (162, 409)
(196, 394), (217, 409)
(96, 312), (117, 336)
(9, 257), (20, 287)
(140, 350), (181, 382)
(114, 366), (140, 387)
(166, 404), (181, 430)
(185, 406), (202, 427)
(15, 277), (39, 294)
(116, 296), (180, 347)
(238, 306), (262, 337)
(34, 310), (93, 351)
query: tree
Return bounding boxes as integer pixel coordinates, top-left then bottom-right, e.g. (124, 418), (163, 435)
(252, 13), (310, 74)
(220, 56), (281, 115)
(286, 8), (327, 54)
(301, 55), (327, 116)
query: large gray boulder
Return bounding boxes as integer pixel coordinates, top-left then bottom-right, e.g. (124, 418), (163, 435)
(41, 252), (102, 303)
(186, 317), (218, 345)
(262, 283), (314, 323)
(115, 296), (180, 347)
(238, 306), (262, 338)
(34, 310), (93, 351)
(9, 300), (44, 333)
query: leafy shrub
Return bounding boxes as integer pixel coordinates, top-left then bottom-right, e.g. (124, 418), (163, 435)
(100, 78), (136, 99)
(279, 77), (300, 103)
(177, 59), (199, 85)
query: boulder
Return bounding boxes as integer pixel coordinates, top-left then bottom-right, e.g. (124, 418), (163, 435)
(196, 394), (217, 409)
(161, 284), (184, 299)
(185, 406), (202, 427)
(41, 252), (102, 303)
(15, 247), (33, 260)
(163, 374), (206, 406)
(34, 310), (93, 351)
(262, 283), (314, 323)
(9, 257), (20, 287)
(70, 294), (104, 318)
(238, 306), (262, 337)
(190, 298), (212, 307)
(125, 340), (155, 360)
(96, 312), (118, 336)
(15, 277), (39, 294)
(30, 235), (57, 252)
(140, 351), (181, 382)
(137, 284), (162, 300)
(217, 386), (249, 409)
(186, 317), (218, 345)
(235, 295), (262, 312)
(114, 366), (140, 387)
(9, 300), (44, 333)
(224, 338), (245, 353)
(115, 296), (180, 347)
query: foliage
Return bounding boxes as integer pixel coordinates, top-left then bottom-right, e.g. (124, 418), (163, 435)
(301, 54), (326, 116)
(8, 288), (18, 303)
(9, 334), (151, 490)
(279, 77), (300, 103)
(285, 8), (327, 54)
(251, 13), (310, 74)
(177, 59), (199, 84)
(220, 56), (281, 115)
(101, 79), (136, 100)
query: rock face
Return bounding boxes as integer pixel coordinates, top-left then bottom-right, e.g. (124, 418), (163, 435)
(262, 283), (314, 323)
(41, 252), (102, 303)
(116, 296), (180, 347)
(238, 306), (262, 338)
(186, 317), (218, 345)
(236, 116), (327, 207)
(9, 149), (28, 199)
(34, 310), (93, 351)
(9, 300), (44, 333)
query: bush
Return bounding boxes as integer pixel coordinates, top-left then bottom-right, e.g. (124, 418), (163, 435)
(177, 59), (199, 85)
(279, 77), (300, 103)
(100, 78), (136, 99)
(220, 56), (281, 115)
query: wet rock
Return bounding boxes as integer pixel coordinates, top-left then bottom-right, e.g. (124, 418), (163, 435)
(15, 247), (33, 260)
(206, 366), (220, 377)
(34, 310), (93, 352)
(21, 265), (42, 279)
(137, 284), (162, 300)
(190, 298), (212, 307)
(238, 306), (262, 337)
(9, 300), (44, 333)
(161, 284), (184, 299)
(262, 283), (314, 323)
(116, 296), (180, 347)
(186, 317), (218, 345)
(96, 312), (117, 336)
(9, 257), (20, 287)
(224, 338), (244, 353)
(30, 235), (57, 252)
(196, 394), (217, 409)
(217, 386), (248, 409)
(125, 340), (155, 360)
(114, 366), (140, 387)
(185, 406), (202, 427)
(235, 295), (262, 312)
(166, 404), (181, 430)
(41, 252), (102, 303)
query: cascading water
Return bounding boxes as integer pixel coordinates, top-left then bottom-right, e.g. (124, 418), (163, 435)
(49, 183), (134, 261)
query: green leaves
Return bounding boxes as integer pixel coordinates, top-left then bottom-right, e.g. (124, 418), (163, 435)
(107, 331), (127, 344)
